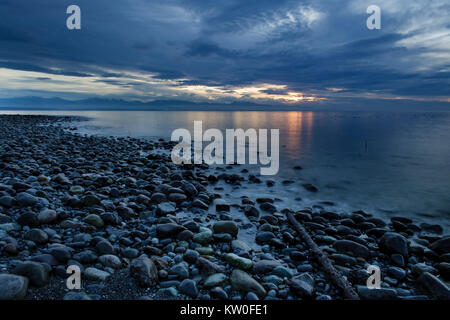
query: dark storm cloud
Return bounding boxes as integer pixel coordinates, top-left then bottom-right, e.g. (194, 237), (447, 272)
(0, 0), (448, 104)
(0, 61), (93, 77)
(139, 66), (185, 80)
(186, 39), (238, 58)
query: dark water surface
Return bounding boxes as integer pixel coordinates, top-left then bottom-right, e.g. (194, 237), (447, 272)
(2, 110), (450, 230)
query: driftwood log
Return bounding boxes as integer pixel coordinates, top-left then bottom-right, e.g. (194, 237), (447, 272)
(286, 212), (360, 300)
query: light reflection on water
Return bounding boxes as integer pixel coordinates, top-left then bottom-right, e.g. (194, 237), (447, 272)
(2, 110), (450, 230)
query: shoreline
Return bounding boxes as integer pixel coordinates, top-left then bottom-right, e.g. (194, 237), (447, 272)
(0, 115), (449, 300)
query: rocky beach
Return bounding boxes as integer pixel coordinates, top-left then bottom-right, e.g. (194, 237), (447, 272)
(0, 114), (449, 300)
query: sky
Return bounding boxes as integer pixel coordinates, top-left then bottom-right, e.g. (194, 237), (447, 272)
(0, 0), (449, 108)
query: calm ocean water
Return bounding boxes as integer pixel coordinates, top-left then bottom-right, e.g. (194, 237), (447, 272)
(2, 110), (450, 230)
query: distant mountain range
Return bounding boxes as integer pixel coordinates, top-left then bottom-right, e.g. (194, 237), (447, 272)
(0, 96), (448, 111)
(0, 96), (278, 110)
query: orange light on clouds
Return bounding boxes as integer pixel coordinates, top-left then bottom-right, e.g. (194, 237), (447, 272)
(177, 83), (324, 103)
(0, 67), (326, 104)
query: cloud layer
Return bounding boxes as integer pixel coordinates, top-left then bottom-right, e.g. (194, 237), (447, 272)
(0, 0), (448, 106)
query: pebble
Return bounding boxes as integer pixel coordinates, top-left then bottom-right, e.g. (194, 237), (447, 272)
(289, 278), (314, 298)
(130, 256), (159, 287)
(95, 240), (115, 255)
(204, 273), (227, 288)
(213, 221), (239, 237)
(210, 287), (228, 299)
(37, 209), (58, 224)
(0, 274), (28, 300)
(156, 223), (185, 238)
(84, 214), (104, 227)
(230, 269), (266, 298)
(169, 263), (189, 279)
(179, 279), (198, 298)
(15, 192), (38, 207)
(253, 260), (281, 274)
(12, 261), (49, 287)
(84, 267), (111, 281)
(24, 228), (48, 244)
(379, 232), (409, 257)
(99, 255), (122, 269)
(63, 291), (92, 300)
(333, 239), (369, 259)
(225, 253), (253, 270)
(417, 272), (450, 300)
(357, 285), (397, 300)
(430, 237), (450, 255)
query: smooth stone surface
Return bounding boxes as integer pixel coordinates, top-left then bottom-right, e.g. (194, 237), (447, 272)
(230, 269), (266, 298)
(130, 256), (159, 287)
(379, 232), (408, 257)
(253, 260), (281, 274)
(24, 228), (48, 244)
(156, 223), (185, 238)
(203, 273), (227, 288)
(12, 261), (49, 287)
(357, 286), (398, 300)
(179, 279), (198, 298)
(16, 192), (38, 207)
(99, 255), (122, 269)
(417, 272), (450, 300)
(430, 237), (450, 255)
(63, 291), (91, 300)
(169, 263), (189, 279)
(37, 209), (58, 224)
(225, 253), (253, 270)
(333, 240), (369, 259)
(0, 274), (29, 300)
(289, 278), (314, 298)
(412, 263), (437, 277)
(84, 214), (104, 227)
(213, 221), (239, 237)
(84, 267), (111, 281)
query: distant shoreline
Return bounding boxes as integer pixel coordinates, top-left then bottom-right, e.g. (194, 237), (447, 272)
(2, 108), (450, 113)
